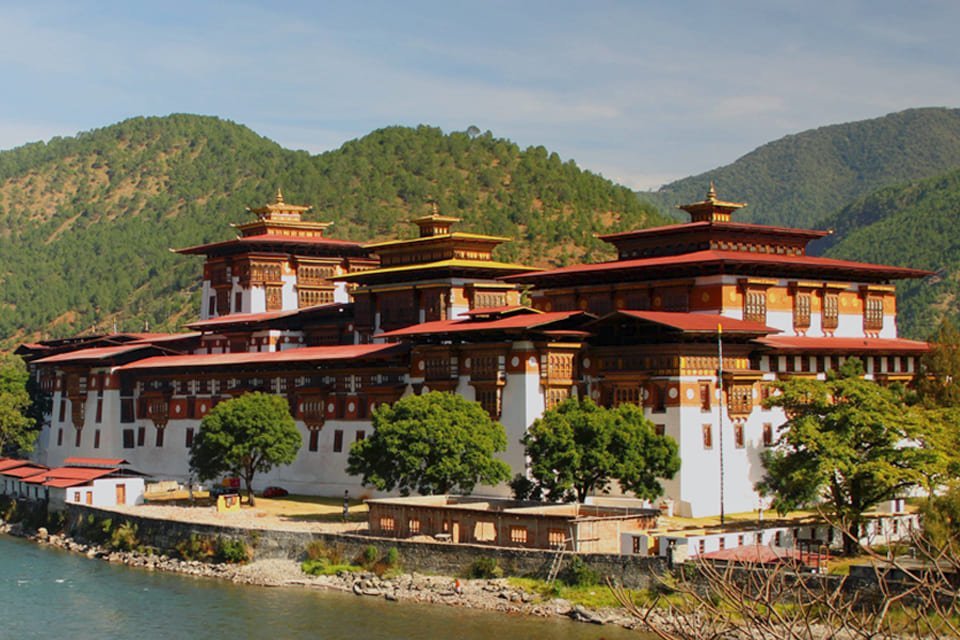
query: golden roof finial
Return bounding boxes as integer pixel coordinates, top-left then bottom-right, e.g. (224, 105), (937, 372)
(431, 200), (439, 215)
(275, 188), (285, 204)
(707, 181), (717, 201)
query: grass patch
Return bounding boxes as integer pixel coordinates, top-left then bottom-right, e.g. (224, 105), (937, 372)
(301, 558), (362, 576)
(506, 577), (662, 609)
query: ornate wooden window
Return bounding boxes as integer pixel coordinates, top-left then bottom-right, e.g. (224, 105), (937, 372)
(509, 526), (528, 544)
(297, 264), (336, 286)
(654, 424), (665, 436)
(333, 430), (344, 452)
(699, 382), (711, 412)
(474, 291), (507, 309)
(743, 290), (767, 324)
(234, 291), (243, 313)
(823, 293), (839, 330)
(544, 387), (569, 410)
(137, 427), (146, 447)
(762, 423), (773, 447)
(476, 387), (503, 418)
(94, 429), (101, 449)
(185, 428), (194, 448)
(216, 289), (230, 315)
(864, 296), (883, 331)
(298, 288), (334, 308)
(793, 292), (811, 329)
(308, 430), (320, 452)
(702, 424), (713, 449)
(265, 285), (283, 311)
(548, 529), (566, 547)
(613, 386), (640, 407)
(728, 385), (753, 415)
(122, 429), (135, 449)
(650, 384), (666, 412)
(155, 427), (165, 447)
(408, 518), (421, 534)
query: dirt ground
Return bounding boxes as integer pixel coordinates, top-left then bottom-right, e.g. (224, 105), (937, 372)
(109, 494), (370, 533)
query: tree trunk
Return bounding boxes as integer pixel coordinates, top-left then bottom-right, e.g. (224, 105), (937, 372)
(843, 519), (860, 556)
(244, 471), (256, 507)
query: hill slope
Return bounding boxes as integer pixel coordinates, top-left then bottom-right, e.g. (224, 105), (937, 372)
(0, 115), (667, 344)
(817, 168), (960, 338)
(643, 108), (960, 228)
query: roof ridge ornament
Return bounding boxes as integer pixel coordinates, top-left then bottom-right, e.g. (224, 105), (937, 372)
(677, 183), (746, 224)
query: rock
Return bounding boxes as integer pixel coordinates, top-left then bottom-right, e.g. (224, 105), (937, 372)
(36, 527), (48, 541)
(570, 605), (605, 625)
(385, 592), (398, 602)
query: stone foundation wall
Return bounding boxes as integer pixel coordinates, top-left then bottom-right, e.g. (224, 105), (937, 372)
(63, 504), (667, 588)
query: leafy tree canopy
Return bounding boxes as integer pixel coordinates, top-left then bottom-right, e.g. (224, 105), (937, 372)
(757, 358), (953, 554)
(915, 317), (960, 407)
(189, 392), (301, 505)
(346, 391), (511, 496)
(521, 397), (680, 503)
(0, 353), (35, 455)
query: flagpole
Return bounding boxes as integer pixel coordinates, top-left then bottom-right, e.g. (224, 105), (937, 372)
(717, 322), (725, 526)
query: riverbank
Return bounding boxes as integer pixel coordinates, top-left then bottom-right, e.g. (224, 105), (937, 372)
(0, 518), (649, 631)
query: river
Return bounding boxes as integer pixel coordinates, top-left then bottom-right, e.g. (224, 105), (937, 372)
(0, 534), (645, 639)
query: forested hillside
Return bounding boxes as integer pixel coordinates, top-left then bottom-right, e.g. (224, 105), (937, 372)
(641, 108), (960, 228)
(0, 115), (666, 345)
(817, 168), (960, 338)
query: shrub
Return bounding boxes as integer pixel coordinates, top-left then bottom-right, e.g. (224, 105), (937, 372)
(176, 534), (216, 561)
(468, 556), (504, 579)
(560, 556), (599, 587)
(385, 547), (400, 568)
(215, 537), (250, 563)
(109, 521), (139, 551)
(357, 544), (378, 568)
(305, 539), (344, 564)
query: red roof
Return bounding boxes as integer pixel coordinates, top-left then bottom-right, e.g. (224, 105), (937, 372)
(377, 311), (589, 338)
(175, 234), (365, 254)
(117, 342), (405, 371)
(23, 466), (119, 487)
(701, 544), (827, 566)
(599, 220), (830, 242)
(597, 311), (779, 335)
(34, 343), (159, 365)
(186, 303), (348, 330)
(64, 457), (129, 467)
(459, 306), (538, 317)
(2, 464), (49, 478)
(757, 335), (929, 353)
(505, 250), (932, 282)
(0, 458), (35, 472)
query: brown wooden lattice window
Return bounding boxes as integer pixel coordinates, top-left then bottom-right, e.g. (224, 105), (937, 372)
(864, 296), (883, 331)
(793, 292), (811, 329)
(823, 293), (839, 330)
(744, 290), (767, 323)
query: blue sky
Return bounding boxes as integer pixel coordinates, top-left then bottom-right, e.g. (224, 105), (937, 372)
(1, 1), (958, 189)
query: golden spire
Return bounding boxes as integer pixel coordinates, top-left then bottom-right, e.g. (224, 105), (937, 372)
(275, 188), (285, 204)
(431, 200), (440, 215)
(707, 181), (717, 201)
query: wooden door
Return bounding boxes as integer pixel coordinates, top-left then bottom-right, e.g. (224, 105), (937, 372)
(116, 483), (126, 505)
(451, 521), (460, 544)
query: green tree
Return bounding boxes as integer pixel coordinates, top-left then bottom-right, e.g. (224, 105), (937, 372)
(916, 317), (960, 407)
(189, 392), (301, 506)
(757, 358), (950, 554)
(0, 353), (37, 455)
(521, 398), (680, 503)
(347, 391), (511, 495)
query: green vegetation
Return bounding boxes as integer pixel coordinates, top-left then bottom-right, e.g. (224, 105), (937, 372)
(646, 107), (960, 229)
(189, 392), (301, 506)
(174, 533), (249, 563)
(301, 539), (361, 576)
(347, 392), (511, 495)
(0, 115), (666, 346)
(467, 556), (504, 579)
(519, 398), (679, 503)
(0, 354), (37, 456)
(818, 167), (960, 337)
(108, 521), (139, 552)
(757, 358), (954, 554)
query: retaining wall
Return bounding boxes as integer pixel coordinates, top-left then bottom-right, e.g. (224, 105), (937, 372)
(63, 504), (667, 588)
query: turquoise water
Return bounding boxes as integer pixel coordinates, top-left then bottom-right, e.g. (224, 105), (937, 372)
(0, 534), (643, 639)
